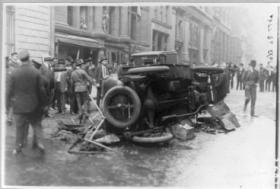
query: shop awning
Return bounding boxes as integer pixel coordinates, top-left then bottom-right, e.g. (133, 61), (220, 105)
(55, 33), (103, 49)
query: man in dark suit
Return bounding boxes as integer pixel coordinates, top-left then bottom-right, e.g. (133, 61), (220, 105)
(95, 58), (109, 106)
(71, 59), (93, 114)
(53, 59), (67, 113)
(258, 64), (266, 92)
(236, 63), (245, 90)
(243, 60), (259, 117)
(6, 50), (48, 155)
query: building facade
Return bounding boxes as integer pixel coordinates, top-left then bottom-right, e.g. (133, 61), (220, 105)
(54, 6), (151, 65)
(5, 5), (246, 67)
(5, 5), (53, 61)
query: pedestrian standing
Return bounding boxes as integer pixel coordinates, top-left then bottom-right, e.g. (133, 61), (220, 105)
(65, 57), (76, 114)
(95, 58), (110, 106)
(224, 62), (231, 94)
(71, 59), (93, 114)
(6, 56), (14, 126)
(228, 63), (235, 90)
(236, 63), (245, 90)
(6, 50), (48, 155)
(265, 63), (273, 92)
(42, 56), (55, 115)
(8, 52), (21, 68)
(272, 67), (277, 92)
(83, 57), (94, 95)
(258, 64), (266, 92)
(32, 59), (53, 111)
(243, 60), (259, 117)
(53, 59), (67, 113)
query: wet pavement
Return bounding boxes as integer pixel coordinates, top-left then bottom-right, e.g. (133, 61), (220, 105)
(4, 89), (276, 187)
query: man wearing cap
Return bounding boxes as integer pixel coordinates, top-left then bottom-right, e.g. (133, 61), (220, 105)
(71, 59), (94, 114)
(95, 58), (109, 106)
(243, 60), (259, 117)
(53, 59), (68, 113)
(6, 50), (48, 155)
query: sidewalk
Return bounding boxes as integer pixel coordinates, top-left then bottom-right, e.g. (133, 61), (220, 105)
(174, 88), (276, 188)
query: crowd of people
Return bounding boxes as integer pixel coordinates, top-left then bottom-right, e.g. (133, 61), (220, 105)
(225, 62), (277, 93)
(5, 50), (117, 155)
(220, 60), (277, 118)
(5, 49), (278, 156)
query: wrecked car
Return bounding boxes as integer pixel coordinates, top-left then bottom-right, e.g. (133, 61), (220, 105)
(101, 51), (229, 144)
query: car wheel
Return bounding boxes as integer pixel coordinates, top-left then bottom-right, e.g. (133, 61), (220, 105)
(131, 131), (173, 144)
(102, 86), (141, 129)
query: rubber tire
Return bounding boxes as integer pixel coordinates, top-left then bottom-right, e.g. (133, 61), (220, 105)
(102, 86), (141, 129)
(193, 66), (224, 74)
(131, 132), (173, 144)
(127, 66), (170, 75)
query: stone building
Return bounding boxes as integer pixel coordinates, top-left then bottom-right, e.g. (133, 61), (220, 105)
(5, 5), (53, 61)
(54, 6), (151, 65)
(174, 6), (212, 65)
(150, 6), (175, 52)
(172, 6), (242, 66)
(5, 4), (245, 67)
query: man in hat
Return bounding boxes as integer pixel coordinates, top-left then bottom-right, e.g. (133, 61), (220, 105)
(64, 56), (76, 113)
(71, 59), (94, 114)
(236, 63), (245, 90)
(243, 60), (259, 117)
(33, 59), (55, 111)
(9, 52), (21, 68)
(6, 50), (48, 155)
(83, 57), (95, 95)
(53, 59), (68, 113)
(95, 58), (109, 106)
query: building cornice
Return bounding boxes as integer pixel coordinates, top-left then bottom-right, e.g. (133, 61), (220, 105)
(55, 23), (150, 48)
(183, 6), (213, 27)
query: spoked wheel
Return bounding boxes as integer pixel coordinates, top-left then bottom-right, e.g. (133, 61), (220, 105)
(102, 86), (141, 129)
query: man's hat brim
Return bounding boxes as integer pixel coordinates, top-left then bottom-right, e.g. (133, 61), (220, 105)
(32, 59), (42, 65)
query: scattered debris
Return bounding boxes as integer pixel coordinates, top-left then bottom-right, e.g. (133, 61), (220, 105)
(170, 123), (196, 141)
(206, 101), (240, 132)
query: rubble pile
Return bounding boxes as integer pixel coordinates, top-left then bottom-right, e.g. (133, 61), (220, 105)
(51, 100), (240, 153)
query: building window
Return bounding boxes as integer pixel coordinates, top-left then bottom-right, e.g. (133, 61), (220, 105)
(154, 6), (168, 24)
(165, 6), (169, 24)
(91, 7), (95, 30)
(119, 8), (122, 35)
(189, 21), (200, 49)
(108, 7), (115, 35)
(129, 7), (137, 40)
(80, 6), (88, 30)
(152, 30), (168, 51)
(67, 6), (74, 26)
(176, 19), (183, 41)
(6, 6), (15, 56)
(154, 7), (158, 19)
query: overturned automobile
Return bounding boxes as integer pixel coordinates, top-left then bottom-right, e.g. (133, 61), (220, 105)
(101, 51), (230, 144)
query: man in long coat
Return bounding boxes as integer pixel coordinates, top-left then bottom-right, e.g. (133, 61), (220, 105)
(6, 50), (48, 155)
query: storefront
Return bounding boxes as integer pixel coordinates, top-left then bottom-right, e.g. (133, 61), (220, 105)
(55, 33), (104, 65)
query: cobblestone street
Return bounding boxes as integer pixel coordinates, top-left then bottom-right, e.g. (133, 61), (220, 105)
(4, 89), (276, 187)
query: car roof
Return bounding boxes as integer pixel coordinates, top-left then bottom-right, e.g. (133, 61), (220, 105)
(131, 51), (177, 57)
